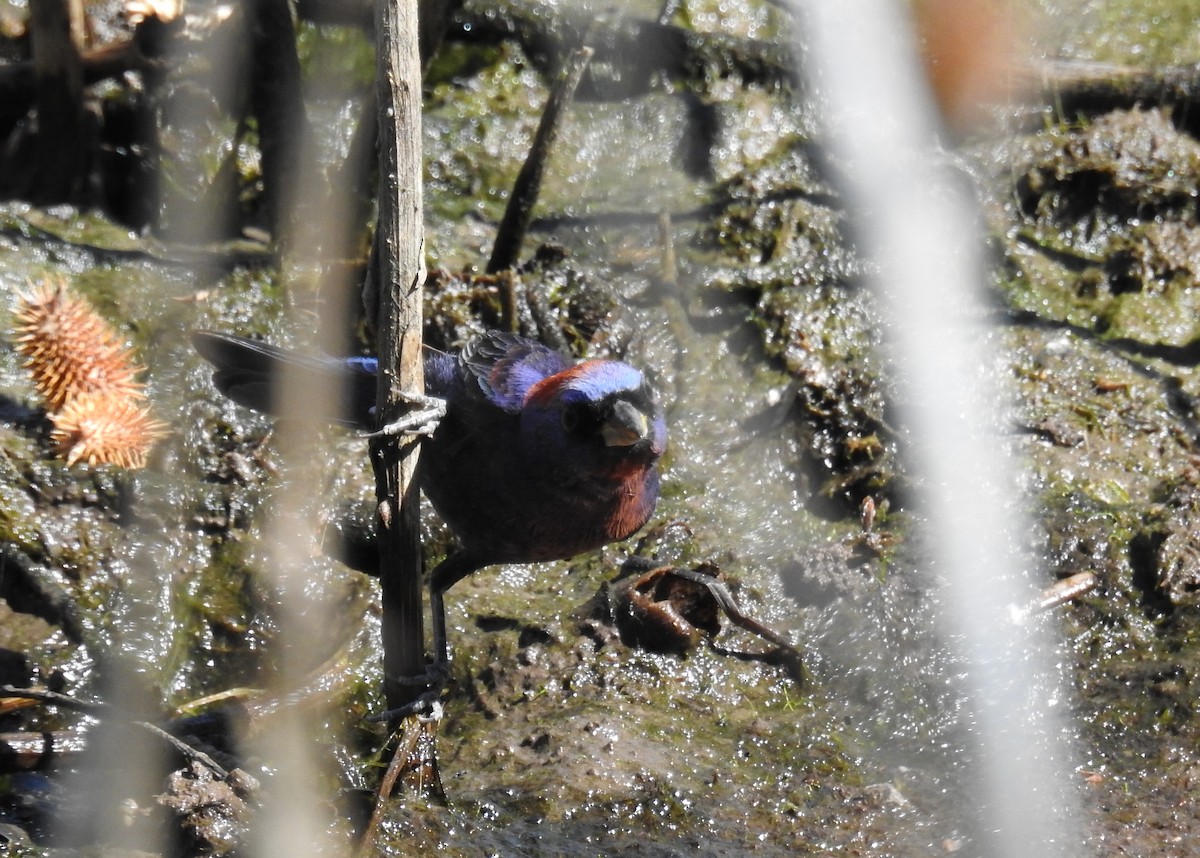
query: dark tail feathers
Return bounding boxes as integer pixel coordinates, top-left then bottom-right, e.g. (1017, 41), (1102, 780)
(191, 331), (375, 427)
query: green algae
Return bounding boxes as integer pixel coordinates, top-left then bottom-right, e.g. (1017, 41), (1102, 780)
(1032, 0), (1200, 66)
(990, 107), (1200, 354)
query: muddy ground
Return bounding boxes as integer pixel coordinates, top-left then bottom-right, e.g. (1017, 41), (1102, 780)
(2, 1), (1200, 856)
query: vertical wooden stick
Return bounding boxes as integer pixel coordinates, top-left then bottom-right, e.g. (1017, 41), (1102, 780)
(371, 0), (427, 718)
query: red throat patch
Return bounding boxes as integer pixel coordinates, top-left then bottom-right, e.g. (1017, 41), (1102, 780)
(606, 470), (652, 541)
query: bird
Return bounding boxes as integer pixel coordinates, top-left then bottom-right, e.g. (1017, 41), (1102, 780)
(191, 330), (667, 696)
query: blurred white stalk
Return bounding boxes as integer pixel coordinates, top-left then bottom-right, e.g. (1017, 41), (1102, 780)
(169, 5), (353, 858)
(793, 1), (1085, 854)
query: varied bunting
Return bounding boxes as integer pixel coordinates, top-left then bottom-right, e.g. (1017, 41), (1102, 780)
(191, 330), (667, 684)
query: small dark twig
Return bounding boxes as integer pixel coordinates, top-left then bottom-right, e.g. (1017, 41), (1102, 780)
(487, 46), (594, 273)
(0, 684), (103, 713)
(136, 721), (230, 780)
(0, 686), (230, 778)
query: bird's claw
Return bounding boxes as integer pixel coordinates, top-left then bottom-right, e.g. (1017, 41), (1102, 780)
(366, 662), (451, 723)
(361, 393), (447, 439)
(366, 693), (444, 724)
(390, 660), (450, 688)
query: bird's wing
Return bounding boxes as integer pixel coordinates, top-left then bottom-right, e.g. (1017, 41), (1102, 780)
(460, 332), (573, 413)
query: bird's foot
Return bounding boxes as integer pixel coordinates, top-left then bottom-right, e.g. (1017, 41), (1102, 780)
(390, 660), (450, 688)
(361, 393), (447, 439)
(366, 661), (451, 723)
(367, 691), (445, 724)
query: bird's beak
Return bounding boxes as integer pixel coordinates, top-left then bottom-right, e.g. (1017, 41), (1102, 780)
(602, 399), (650, 447)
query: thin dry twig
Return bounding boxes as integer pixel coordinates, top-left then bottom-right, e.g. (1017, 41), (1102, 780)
(0, 685), (229, 778)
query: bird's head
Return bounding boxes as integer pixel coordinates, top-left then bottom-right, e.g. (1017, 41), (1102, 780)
(520, 359), (666, 481)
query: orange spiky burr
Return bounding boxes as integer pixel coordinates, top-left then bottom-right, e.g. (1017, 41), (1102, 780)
(49, 391), (167, 470)
(14, 279), (143, 411)
(12, 277), (166, 469)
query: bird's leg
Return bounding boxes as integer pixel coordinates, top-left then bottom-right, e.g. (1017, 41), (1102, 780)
(428, 550), (485, 674)
(361, 391), (447, 439)
(371, 551), (484, 722)
(430, 583), (450, 679)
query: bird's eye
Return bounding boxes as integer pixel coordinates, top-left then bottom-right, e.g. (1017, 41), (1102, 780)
(561, 403), (583, 433)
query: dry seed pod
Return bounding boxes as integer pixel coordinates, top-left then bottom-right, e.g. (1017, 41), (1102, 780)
(13, 278), (165, 469)
(14, 279), (143, 411)
(50, 391), (167, 469)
